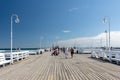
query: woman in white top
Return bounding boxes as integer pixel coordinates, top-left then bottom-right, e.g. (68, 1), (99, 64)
(65, 48), (69, 59)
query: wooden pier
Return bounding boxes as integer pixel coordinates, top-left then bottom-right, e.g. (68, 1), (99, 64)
(0, 52), (120, 80)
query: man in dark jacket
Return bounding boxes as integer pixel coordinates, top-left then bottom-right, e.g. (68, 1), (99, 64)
(70, 47), (74, 58)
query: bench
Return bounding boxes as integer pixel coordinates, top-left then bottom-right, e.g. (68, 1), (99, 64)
(0, 53), (11, 66)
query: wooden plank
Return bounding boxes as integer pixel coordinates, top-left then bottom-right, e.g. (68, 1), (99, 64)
(0, 52), (120, 80)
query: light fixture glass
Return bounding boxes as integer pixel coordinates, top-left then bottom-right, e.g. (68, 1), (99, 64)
(15, 17), (20, 23)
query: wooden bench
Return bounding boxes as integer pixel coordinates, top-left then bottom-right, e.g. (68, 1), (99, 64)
(0, 53), (11, 66)
(4, 51), (29, 63)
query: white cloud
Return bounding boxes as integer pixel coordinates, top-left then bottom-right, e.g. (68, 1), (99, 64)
(63, 30), (71, 33)
(57, 31), (120, 47)
(68, 8), (79, 12)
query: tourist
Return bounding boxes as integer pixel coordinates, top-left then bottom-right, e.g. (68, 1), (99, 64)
(64, 48), (69, 59)
(70, 47), (74, 58)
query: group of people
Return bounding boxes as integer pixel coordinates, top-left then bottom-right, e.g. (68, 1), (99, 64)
(51, 47), (59, 56)
(51, 46), (75, 59)
(63, 47), (74, 59)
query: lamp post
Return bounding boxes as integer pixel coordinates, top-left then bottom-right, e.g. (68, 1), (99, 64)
(105, 30), (108, 50)
(11, 14), (20, 64)
(103, 17), (111, 52)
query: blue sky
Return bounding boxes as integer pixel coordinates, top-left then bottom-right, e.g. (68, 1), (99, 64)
(0, 0), (120, 48)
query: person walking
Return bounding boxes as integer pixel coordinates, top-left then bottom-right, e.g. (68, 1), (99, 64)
(70, 47), (74, 58)
(64, 48), (69, 59)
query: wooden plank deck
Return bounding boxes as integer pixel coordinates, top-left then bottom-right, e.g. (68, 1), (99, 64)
(0, 52), (120, 80)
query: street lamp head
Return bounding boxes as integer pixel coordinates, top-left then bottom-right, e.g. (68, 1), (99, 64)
(15, 17), (20, 23)
(103, 17), (107, 24)
(11, 14), (20, 23)
(105, 30), (107, 33)
(103, 16), (110, 24)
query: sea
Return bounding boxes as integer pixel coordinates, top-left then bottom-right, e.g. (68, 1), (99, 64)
(0, 48), (39, 50)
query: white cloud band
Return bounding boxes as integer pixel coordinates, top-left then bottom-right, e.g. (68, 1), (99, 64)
(63, 30), (71, 33)
(57, 31), (120, 47)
